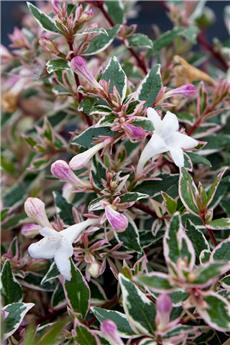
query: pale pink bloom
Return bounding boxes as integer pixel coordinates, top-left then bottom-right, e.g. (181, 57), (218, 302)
(105, 205), (128, 232)
(51, 160), (89, 187)
(21, 223), (41, 238)
(9, 27), (29, 48)
(24, 197), (51, 228)
(137, 108), (198, 174)
(156, 294), (172, 331)
(101, 320), (124, 345)
(164, 84), (197, 98)
(69, 142), (106, 170)
(124, 123), (146, 140)
(70, 56), (102, 89)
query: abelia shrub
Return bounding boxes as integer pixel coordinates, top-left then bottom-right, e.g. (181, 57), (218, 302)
(1, 1), (230, 344)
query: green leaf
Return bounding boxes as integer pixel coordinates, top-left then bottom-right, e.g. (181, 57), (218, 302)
(41, 262), (59, 285)
(1, 260), (23, 304)
(116, 220), (142, 253)
(119, 274), (156, 335)
(51, 284), (65, 308)
(208, 217), (230, 230)
(75, 325), (98, 345)
(2, 302), (34, 340)
(186, 262), (229, 287)
(186, 221), (209, 261)
(134, 174), (179, 198)
(211, 238), (230, 262)
(153, 26), (199, 52)
(128, 33), (153, 49)
(64, 261), (90, 319)
(104, 0), (124, 24)
(187, 152), (211, 167)
(35, 319), (68, 345)
(162, 192), (177, 215)
(179, 168), (199, 215)
(23, 272), (55, 292)
(27, 2), (58, 33)
(131, 117), (154, 131)
(91, 156), (107, 189)
(206, 169), (227, 207)
(71, 126), (115, 149)
(53, 191), (74, 224)
(100, 56), (127, 101)
(220, 274), (230, 289)
(46, 59), (69, 74)
(135, 272), (174, 292)
(197, 292), (230, 332)
(92, 307), (135, 337)
(137, 64), (162, 107)
(84, 25), (120, 56)
(120, 192), (148, 203)
(164, 213), (195, 269)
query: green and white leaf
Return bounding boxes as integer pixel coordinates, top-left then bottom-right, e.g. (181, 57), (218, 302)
(135, 272), (175, 292)
(210, 237), (230, 262)
(3, 302), (34, 340)
(27, 2), (58, 33)
(120, 192), (149, 203)
(128, 33), (153, 49)
(207, 218), (230, 230)
(179, 168), (199, 215)
(1, 260), (23, 304)
(84, 25), (120, 56)
(71, 126), (115, 149)
(100, 56), (127, 101)
(197, 292), (230, 332)
(64, 261), (90, 319)
(186, 262), (229, 287)
(92, 307), (135, 337)
(46, 59), (69, 74)
(186, 221), (210, 260)
(104, 0), (124, 24)
(41, 262), (59, 285)
(136, 64), (162, 107)
(115, 219), (142, 253)
(206, 168), (228, 207)
(75, 325), (99, 345)
(118, 274), (156, 335)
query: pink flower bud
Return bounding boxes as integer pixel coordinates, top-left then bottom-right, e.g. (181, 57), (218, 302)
(70, 56), (101, 89)
(51, 0), (60, 14)
(165, 84), (197, 98)
(124, 123), (146, 140)
(101, 320), (124, 345)
(21, 223), (41, 238)
(51, 160), (82, 186)
(156, 293), (172, 331)
(105, 205), (128, 232)
(24, 197), (50, 227)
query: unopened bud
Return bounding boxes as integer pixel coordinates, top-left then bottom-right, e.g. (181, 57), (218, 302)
(105, 205), (128, 232)
(101, 320), (124, 345)
(24, 197), (50, 227)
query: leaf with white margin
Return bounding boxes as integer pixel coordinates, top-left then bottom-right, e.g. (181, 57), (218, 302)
(41, 262), (59, 285)
(138, 339), (156, 345)
(92, 307), (135, 337)
(163, 213), (195, 270)
(100, 56), (127, 101)
(136, 64), (162, 107)
(1, 260), (23, 304)
(186, 221), (210, 260)
(64, 260), (90, 319)
(3, 302), (34, 340)
(197, 292), (230, 332)
(210, 237), (230, 262)
(135, 272), (175, 292)
(118, 274), (156, 335)
(206, 168), (228, 207)
(207, 218), (230, 230)
(104, 0), (124, 24)
(179, 168), (199, 215)
(185, 261), (230, 288)
(27, 2), (58, 33)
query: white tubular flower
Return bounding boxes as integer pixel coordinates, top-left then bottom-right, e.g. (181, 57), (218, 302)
(28, 218), (98, 281)
(137, 108), (198, 175)
(69, 142), (106, 170)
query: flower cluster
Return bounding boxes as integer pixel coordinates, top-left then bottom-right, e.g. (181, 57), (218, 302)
(1, 1), (230, 344)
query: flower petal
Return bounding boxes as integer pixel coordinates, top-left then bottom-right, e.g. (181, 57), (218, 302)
(136, 134), (167, 175)
(171, 132), (198, 149)
(169, 147), (184, 167)
(28, 237), (59, 259)
(69, 142), (105, 170)
(62, 218), (98, 243)
(105, 206), (128, 232)
(54, 243), (73, 281)
(39, 227), (59, 237)
(147, 107), (162, 131)
(161, 111), (179, 133)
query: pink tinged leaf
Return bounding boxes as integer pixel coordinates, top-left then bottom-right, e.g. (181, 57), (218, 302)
(105, 206), (128, 232)
(101, 320), (124, 345)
